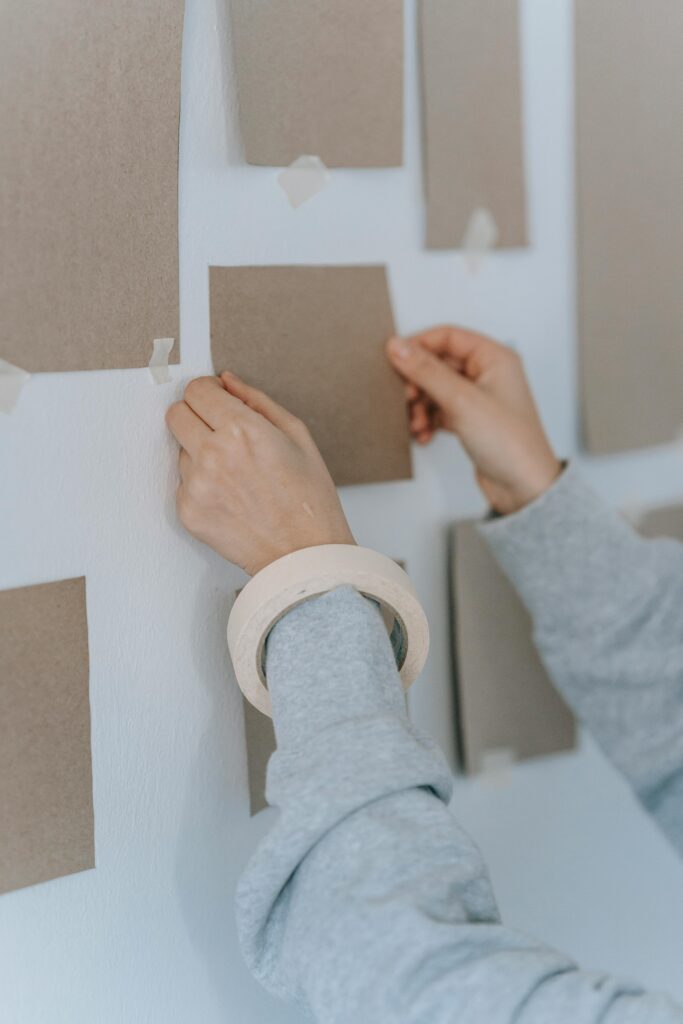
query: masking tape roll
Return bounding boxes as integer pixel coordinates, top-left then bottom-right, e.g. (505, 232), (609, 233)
(228, 545), (430, 717)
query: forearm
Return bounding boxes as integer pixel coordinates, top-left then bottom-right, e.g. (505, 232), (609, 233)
(236, 587), (682, 1022)
(480, 464), (683, 854)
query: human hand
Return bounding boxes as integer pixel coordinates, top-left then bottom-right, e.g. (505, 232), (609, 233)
(387, 327), (562, 515)
(166, 373), (355, 575)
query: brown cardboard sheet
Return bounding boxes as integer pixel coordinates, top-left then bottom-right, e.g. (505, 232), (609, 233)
(451, 522), (576, 775)
(576, 0), (683, 452)
(419, 0), (527, 249)
(229, 0), (403, 167)
(243, 698), (276, 816)
(0, 0), (184, 372)
(209, 265), (413, 488)
(638, 504), (683, 544)
(0, 578), (93, 895)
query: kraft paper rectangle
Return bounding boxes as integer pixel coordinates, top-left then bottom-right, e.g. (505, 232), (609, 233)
(0, 0), (184, 372)
(209, 265), (413, 488)
(450, 522), (576, 775)
(576, 0), (683, 452)
(419, 0), (528, 249)
(229, 0), (403, 167)
(0, 577), (94, 895)
(243, 698), (276, 816)
(638, 504), (683, 544)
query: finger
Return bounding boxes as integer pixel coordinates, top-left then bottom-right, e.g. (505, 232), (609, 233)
(166, 400), (211, 457)
(387, 336), (478, 413)
(183, 375), (250, 430)
(416, 430), (434, 446)
(219, 371), (302, 438)
(409, 400), (431, 435)
(404, 381), (420, 401)
(404, 326), (506, 375)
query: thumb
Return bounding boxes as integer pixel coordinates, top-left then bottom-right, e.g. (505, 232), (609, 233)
(387, 336), (476, 417)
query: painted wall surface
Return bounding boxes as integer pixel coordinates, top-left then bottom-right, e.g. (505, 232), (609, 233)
(2, 1), (683, 1020)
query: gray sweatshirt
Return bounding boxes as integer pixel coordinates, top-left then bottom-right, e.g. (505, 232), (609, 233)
(236, 465), (683, 1022)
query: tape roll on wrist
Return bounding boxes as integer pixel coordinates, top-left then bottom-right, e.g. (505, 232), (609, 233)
(228, 545), (430, 717)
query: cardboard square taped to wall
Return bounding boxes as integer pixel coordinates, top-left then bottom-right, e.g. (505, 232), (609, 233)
(0, 577), (94, 895)
(229, 0), (403, 167)
(419, 0), (528, 250)
(0, 0), (183, 372)
(638, 504), (683, 543)
(209, 265), (413, 488)
(576, 0), (683, 453)
(450, 522), (576, 774)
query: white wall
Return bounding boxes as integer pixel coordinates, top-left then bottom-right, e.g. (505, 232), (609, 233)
(2, 1), (683, 1020)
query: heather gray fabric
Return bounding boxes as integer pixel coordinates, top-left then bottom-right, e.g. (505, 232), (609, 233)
(481, 463), (683, 857)
(236, 467), (683, 1023)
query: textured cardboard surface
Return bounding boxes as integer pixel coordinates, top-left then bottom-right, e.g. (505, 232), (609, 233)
(229, 0), (403, 167)
(419, 0), (527, 249)
(0, 0), (183, 372)
(209, 265), (413, 487)
(451, 522), (576, 775)
(576, 0), (683, 453)
(638, 504), (683, 543)
(243, 697), (276, 816)
(0, 578), (93, 895)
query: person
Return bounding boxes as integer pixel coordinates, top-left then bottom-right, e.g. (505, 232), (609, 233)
(166, 327), (683, 1023)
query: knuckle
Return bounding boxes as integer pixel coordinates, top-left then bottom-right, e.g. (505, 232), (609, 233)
(197, 442), (221, 472)
(184, 376), (211, 402)
(236, 418), (262, 446)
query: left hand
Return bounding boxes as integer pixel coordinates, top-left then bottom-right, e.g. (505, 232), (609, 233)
(166, 373), (355, 576)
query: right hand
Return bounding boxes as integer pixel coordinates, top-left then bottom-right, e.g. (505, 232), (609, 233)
(166, 373), (355, 576)
(386, 327), (562, 516)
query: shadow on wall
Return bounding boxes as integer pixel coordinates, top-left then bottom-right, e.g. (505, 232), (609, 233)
(172, 541), (293, 1018)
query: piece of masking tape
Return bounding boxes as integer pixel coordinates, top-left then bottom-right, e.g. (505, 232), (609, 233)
(0, 359), (31, 414)
(621, 499), (648, 530)
(148, 338), (175, 384)
(277, 155), (330, 209)
(479, 747), (517, 789)
(228, 545), (430, 718)
(461, 207), (500, 273)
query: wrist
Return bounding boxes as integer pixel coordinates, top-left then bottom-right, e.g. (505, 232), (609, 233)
(507, 458), (564, 514)
(251, 532), (356, 576)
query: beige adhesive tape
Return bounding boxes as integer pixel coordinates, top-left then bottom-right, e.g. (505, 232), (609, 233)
(148, 338), (175, 384)
(277, 155), (330, 209)
(461, 207), (499, 273)
(228, 545), (430, 717)
(480, 747), (517, 789)
(0, 359), (30, 414)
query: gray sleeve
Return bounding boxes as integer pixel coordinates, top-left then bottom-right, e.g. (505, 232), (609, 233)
(480, 463), (683, 857)
(236, 586), (682, 1023)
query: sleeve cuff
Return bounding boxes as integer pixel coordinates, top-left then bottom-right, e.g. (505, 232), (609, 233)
(477, 463), (646, 637)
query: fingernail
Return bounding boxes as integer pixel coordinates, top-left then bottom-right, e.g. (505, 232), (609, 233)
(388, 336), (411, 359)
